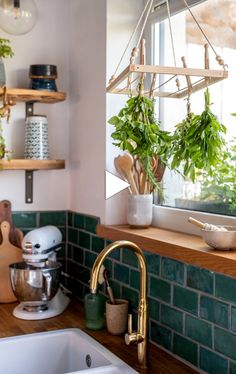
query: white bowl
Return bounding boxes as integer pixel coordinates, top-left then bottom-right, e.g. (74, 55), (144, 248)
(201, 226), (236, 250)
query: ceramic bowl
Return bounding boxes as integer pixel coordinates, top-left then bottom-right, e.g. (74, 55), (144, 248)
(201, 226), (236, 250)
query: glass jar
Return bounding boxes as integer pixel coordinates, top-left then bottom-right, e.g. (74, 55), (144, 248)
(84, 293), (106, 330)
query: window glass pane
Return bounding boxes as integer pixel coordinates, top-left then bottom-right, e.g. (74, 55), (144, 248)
(153, 0), (236, 217)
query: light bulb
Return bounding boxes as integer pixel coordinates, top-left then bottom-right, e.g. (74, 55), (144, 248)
(0, 0), (38, 35)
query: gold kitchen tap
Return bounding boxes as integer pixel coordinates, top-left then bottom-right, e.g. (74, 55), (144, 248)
(90, 240), (148, 369)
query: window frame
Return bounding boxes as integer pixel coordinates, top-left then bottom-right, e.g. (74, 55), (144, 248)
(146, 0), (236, 234)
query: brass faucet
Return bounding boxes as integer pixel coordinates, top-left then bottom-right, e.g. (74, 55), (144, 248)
(90, 240), (148, 369)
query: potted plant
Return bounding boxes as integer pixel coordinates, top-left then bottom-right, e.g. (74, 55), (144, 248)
(108, 85), (172, 194)
(0, 38), (14, 87)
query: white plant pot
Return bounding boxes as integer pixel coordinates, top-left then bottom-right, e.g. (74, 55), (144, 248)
(127, 194), (153, 228)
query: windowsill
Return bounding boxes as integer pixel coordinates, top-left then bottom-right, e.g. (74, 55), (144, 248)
(97, 225), (236, 278)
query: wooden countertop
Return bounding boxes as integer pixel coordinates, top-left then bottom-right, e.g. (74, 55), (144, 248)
(0, 298), (198, 374)
(97, 224), (236, 277)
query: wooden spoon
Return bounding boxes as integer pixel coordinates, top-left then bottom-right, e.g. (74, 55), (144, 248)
(115, 154), (139, 195)
(114, 156), (132, 194)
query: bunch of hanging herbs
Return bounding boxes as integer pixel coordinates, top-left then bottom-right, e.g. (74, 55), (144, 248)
(170, 88), (226, 182)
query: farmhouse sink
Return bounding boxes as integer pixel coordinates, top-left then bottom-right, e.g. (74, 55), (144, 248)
(0, 328), (138, 374)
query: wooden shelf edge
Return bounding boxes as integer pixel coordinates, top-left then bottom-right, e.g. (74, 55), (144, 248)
(97, 224), (236, 278)
(0, 159), (65, 170)
(0, 88), (66, 103)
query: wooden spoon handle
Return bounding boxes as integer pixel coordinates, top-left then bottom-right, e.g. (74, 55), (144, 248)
(188, 217), (205, 229)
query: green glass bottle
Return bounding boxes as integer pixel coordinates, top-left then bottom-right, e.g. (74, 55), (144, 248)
(84, 293), (106, 330)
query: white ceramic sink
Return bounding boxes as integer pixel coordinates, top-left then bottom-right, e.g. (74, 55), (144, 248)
(0, 328), (138, 374)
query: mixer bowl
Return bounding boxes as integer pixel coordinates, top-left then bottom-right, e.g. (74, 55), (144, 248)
(9, 261), (62, 310)
(201, 226), (236, 250)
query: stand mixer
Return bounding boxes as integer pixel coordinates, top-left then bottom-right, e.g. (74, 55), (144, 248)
(9, 226), (70, 320)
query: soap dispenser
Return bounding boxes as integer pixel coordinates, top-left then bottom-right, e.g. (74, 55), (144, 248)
(84, 292), (106, 330)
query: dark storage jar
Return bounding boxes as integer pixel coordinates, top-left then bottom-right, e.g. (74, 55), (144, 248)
(29, 64), (58, 92)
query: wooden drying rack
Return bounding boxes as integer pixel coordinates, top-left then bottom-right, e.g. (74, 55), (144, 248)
(106, 40), (228, 99)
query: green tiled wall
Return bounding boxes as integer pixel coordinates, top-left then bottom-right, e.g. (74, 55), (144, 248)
(66, 211), (236, 374)
(12, 210), (236, 374)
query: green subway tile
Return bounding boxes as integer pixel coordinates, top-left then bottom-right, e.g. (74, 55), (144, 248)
(85, 251), (97, 269)
(78, 231), (91, 249)
(150, 321), (172, 350)
(150, 276), (171, 303)
(185, 314), (212, 348)
(39, 211), (66, 226)
(68, 211), (73, 227)
(76, 265), (90, 284)
(68, 228), (78, 245)
(130, 269), (140, 290)
(73, 246), (84, 264)
(215, 274), (236, 304)
(200, 347), (228, 374)
(122, 248), (138, 268)
(149, 297), (160, 321)
(59, 227), (66, 242)
(84, 215), (100, 234)
(122, 286), (139, 310)
(200, 295), (229, 328)
(230, 361), (236, 374)
(67, 260), (77, 277)
(215, 327), (236, 360)
(114, 263), (129, 284)
(57, 243), (66, 258)
(187, 265), (213, 294)
(144, 252), (160, 275)
(74, 213), (85, 229)
(160, 304), (183, 333)
(12, 212), (37, 228)
(173, 334), (198, 366)
(231, 307), (236, 333)
(173, 285), (198, 315)
(161, 257), (184, 285)
(91, 236), (105, 253)
(67, 243), (73, 259)
(108, 247), (120, 261)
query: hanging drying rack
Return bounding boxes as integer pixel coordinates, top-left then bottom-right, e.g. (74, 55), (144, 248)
(106, 0), (228, 99)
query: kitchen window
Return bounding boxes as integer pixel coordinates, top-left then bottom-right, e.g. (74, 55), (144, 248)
(149, 0), (236, 233)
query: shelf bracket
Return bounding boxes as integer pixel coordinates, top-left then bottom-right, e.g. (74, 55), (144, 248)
(25, 170), (34, 204)
(26, 102), (34, 117)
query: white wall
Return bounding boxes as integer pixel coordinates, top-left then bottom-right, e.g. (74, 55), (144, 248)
(0, 0), (70, 210)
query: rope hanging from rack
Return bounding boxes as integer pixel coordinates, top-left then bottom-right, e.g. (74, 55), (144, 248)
(183, 0), (228, 70)
(109, 0), (153, 84)
(166, 0), (180, 90)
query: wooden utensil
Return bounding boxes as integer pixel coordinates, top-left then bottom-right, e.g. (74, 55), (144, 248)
(0, 221), (22, 303)
(188, 217), (227, 232)
(114, 156), (132, 194)
(0, 200), (23, 248)
(114, 154), (139, 195)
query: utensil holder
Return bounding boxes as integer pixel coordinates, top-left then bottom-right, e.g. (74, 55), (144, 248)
(106, 299), (128, 335)
(127, 194), (153, 228)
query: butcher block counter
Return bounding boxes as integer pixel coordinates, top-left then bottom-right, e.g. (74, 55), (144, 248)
(0, 298), (198, 374)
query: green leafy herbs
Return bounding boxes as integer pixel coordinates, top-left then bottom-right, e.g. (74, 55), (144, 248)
(170, 88), (226, 181)
(108, 94), (172, 189)
(0, 38), (14, 59)
(198, 139), (236, 211)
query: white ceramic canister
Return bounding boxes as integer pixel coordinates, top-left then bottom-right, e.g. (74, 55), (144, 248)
(127, 194), (153, 228)
(24, 115), (49, 159)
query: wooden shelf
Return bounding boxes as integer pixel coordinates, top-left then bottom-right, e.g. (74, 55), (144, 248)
(97, 224), (236, 278)
(0, 159), (65, 170)
(0, 88), (66, 103)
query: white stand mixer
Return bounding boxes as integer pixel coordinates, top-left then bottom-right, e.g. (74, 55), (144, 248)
(10, 226), (70, 320)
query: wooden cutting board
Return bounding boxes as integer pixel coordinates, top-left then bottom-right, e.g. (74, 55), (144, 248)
(0, 200), (23, 248)
(0, 221), (22, 303)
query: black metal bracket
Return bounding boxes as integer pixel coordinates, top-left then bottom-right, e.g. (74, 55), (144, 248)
(25, 102), (34, 203)
(25, 170), (34, 204)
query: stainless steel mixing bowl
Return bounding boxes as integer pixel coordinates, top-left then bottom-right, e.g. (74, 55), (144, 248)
(9, 261), (62, 310)
(201, 226), (236, 250)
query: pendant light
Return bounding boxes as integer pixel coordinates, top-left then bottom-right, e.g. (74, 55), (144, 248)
(0, 0), (38, 35)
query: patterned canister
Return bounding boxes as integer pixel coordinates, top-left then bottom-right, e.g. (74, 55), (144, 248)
(24, 115), (49, 159)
